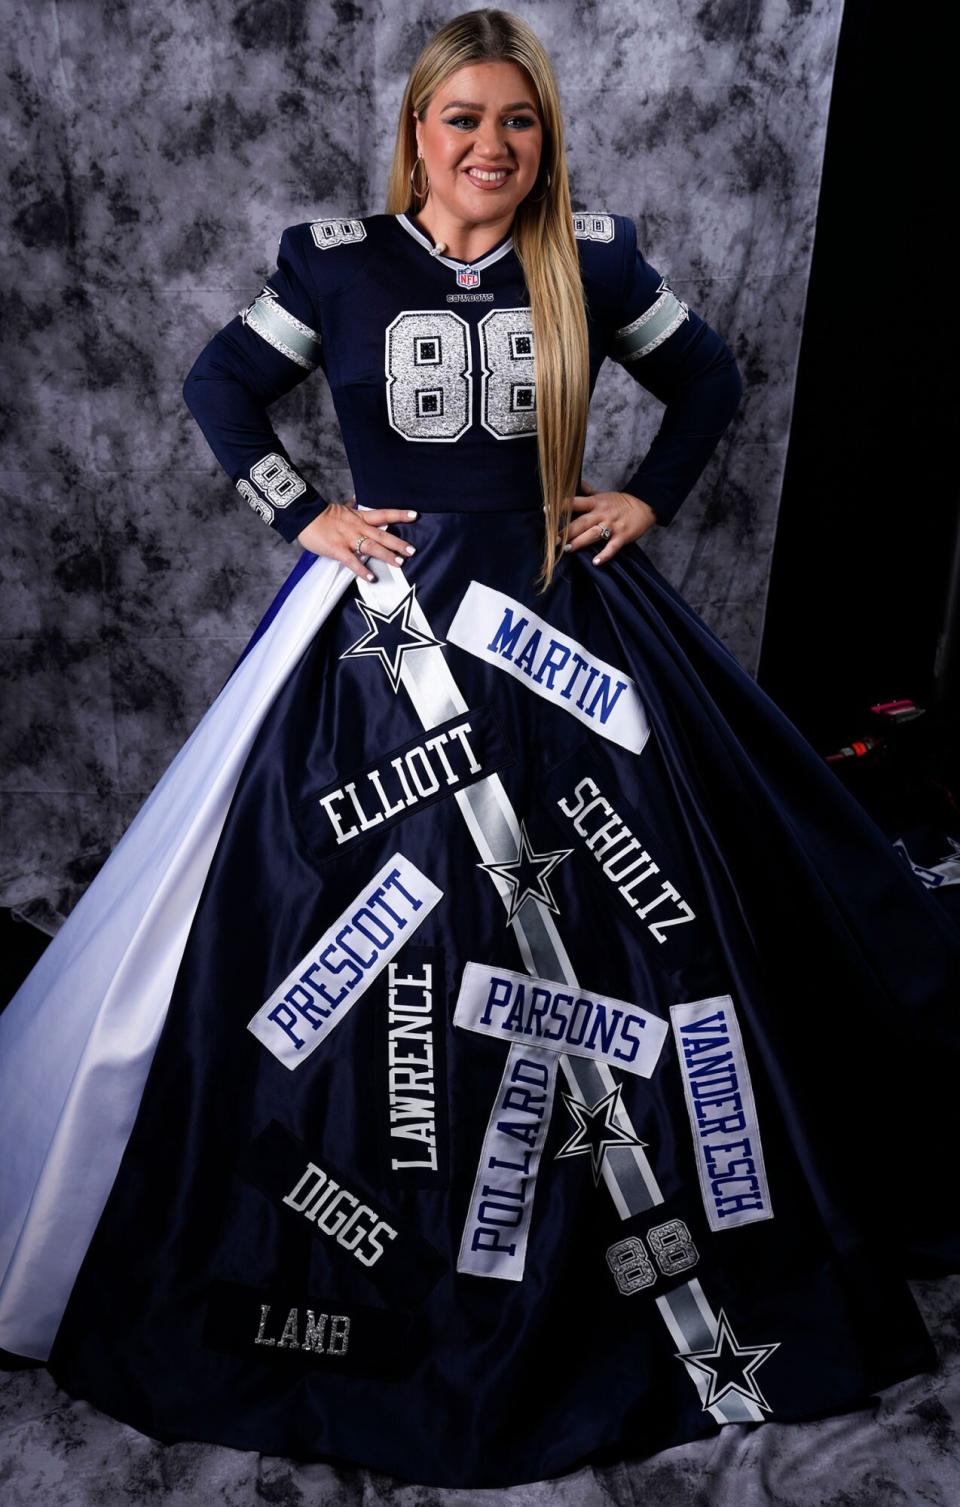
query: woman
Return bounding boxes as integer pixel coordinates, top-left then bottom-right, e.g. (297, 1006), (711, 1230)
(2, 6), (959, 1490)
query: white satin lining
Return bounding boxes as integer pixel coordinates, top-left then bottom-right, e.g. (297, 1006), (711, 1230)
(0, 549), (357, 1360)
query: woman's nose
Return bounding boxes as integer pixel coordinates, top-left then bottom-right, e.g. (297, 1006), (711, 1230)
(475, 125), (510, 158)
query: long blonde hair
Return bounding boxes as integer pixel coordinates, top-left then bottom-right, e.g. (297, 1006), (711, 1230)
(385, 7), (589, 594)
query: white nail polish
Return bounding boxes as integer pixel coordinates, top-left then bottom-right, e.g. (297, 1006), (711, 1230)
(407, 510), (418, 518)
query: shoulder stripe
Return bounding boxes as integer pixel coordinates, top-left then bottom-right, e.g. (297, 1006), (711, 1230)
(239, 287), (322, 370)
(610, 280), (690, 362)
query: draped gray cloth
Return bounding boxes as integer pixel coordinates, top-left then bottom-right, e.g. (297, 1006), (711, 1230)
(2, 0), (842, 933)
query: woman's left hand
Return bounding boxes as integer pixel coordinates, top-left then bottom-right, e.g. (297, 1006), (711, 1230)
(559, 481), (658, 565)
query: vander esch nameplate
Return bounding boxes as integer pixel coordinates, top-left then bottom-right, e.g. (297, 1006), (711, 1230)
(670, 993), (773, 1232)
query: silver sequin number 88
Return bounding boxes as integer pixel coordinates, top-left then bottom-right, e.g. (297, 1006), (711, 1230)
(606, 1218), (699, 1296)
(385, 308), (537, 443)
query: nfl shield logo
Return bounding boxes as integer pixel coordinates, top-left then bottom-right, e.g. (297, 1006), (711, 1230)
(456, 267), (481, 288)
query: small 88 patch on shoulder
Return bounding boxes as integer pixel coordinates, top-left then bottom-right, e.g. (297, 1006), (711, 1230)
(309, 217), (367, 249)
(573, 211), (615, 242)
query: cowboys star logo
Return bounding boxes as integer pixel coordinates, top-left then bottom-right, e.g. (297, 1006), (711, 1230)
(476, 818), (572, 924)
(554, 1081), (647, 1185)
(676, 1306), (781, 1412)
(339, 582), (444, 692)
(239, 282), (276, 323)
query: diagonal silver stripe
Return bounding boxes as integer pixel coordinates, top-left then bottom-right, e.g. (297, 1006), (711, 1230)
(656, 1278), (767, 1423)
(353, 531), (743, 1379)
(610, 288), (689, 362)
(241, 292), (322, 370)
(353, 544), (665, 1276)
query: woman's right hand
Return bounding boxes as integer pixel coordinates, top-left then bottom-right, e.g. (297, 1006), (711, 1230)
(296, 500), (419, 581)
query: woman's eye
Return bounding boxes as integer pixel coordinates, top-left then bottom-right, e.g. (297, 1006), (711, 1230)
(446, 115), (536, 130)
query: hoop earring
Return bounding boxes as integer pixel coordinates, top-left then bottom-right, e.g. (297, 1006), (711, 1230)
(409, 154), (429, 201)
(528, 168), (552, 204)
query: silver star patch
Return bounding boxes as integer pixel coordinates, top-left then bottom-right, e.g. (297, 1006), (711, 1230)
(339, 583), (445, 692)
(554, 1081), (647, 1185)
(477, 818), (573, 924)
(677, 1306), (781, 1412)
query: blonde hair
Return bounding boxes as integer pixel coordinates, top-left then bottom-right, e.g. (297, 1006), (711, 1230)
(385, 7), (589, 594)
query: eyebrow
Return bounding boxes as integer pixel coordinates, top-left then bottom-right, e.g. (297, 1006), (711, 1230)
(440, 99), (538, 112)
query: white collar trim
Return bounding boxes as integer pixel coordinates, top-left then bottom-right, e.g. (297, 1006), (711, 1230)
(395, 211), (515, 271)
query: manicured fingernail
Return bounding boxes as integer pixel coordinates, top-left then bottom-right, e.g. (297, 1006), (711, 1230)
(407, 510), (418, 518)
(405, 544), (416, 554)
(563, 543), (571, 552)
(367, 572), (375, 581)
(394, 555), (405, 565)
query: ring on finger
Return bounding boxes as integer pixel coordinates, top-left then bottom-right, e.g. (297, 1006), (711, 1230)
(354, 534), (367, 557)
(597, 523), (611, 542)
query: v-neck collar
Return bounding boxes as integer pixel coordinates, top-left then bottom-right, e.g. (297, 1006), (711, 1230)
(395, 208), (515, 271)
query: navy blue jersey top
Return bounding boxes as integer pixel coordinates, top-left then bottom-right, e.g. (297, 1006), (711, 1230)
(182, 207), (743, 544)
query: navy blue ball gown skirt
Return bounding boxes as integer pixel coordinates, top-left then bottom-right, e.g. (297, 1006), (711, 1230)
(1, 503), (958, 1488)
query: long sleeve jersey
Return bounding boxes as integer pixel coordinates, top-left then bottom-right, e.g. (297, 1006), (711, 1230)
(182, 207), (743, 543)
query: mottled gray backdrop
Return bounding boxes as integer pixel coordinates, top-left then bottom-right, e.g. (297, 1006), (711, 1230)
(2, 0), (841, 932)
(10, 9), (960, 1507)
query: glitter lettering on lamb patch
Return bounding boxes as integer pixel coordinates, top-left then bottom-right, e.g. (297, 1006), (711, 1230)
(202, 1278), (416, 1377)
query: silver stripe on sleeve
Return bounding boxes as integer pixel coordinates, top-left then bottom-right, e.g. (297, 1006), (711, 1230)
(239, 288), (322, 370)
(610, 283), (689, 363)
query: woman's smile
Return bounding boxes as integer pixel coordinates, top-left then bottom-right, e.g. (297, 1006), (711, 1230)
(463, 165), (513, 187)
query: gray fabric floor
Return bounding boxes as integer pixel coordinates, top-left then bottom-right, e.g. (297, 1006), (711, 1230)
(2, 1275), (959, 1506)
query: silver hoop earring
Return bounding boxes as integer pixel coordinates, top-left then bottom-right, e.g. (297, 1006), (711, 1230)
(409, 154), (429, 201)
